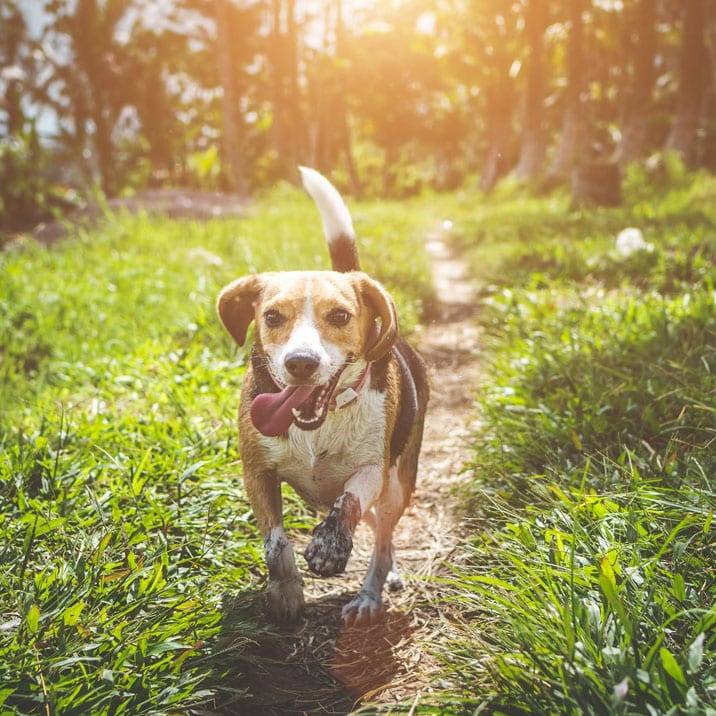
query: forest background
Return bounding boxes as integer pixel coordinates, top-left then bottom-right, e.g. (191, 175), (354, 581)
(2, 0), (716, 231)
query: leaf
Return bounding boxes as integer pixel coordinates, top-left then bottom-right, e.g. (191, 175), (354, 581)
(146, 640), (191, 656)
(131, 448), (152, 496)
(598, 562), (631, 632)
(26, 604), (40, 634)
(600, 555), (617, 587)
(688, 633), (705, 673)
(660, 647), (686, 685)
(62, 601), (85, 627)
(671, 573), (686, 602)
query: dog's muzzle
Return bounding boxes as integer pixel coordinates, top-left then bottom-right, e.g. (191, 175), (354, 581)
(250, 358), (370, 437)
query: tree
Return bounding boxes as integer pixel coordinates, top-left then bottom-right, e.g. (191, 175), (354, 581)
(666, 0), (709, 164)
(548, 0), (586, 181)
(0, 0), (29, 135)
(216, 0), (249, 196)
(5, 0), (716, 203)
(618, 0), (658, 163)
(345, 2), (445, 195)
(470, 0), (521, 192)
(268, 0), (305, 178)
(54, 0), (132, 194)
(514, 0), (549, 182)
(708, 0), (716, 85)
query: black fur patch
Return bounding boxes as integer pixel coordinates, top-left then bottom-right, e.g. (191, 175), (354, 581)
(329, 234), (361, 272)
(369, 340), (427, 464)
(389, 340), (423, 463)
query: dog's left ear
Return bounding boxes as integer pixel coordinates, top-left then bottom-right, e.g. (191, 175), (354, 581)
(357, 275), (398, 362)
(217, 275), (264, 346)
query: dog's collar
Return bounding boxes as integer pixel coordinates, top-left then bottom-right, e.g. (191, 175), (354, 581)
(330, 362), (371, 410)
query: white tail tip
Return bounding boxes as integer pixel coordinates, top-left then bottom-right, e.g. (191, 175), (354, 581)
(299, 166), (355, 242)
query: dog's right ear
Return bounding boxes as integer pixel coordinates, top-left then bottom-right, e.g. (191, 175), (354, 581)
(216, 275), (263, 346)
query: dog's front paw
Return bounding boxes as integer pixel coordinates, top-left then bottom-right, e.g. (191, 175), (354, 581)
(304, 513), (353, 577)
(266, 577), (305, 625)
(341, 589), (384, 626)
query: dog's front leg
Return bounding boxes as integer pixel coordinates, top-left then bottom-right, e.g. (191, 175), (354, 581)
(246, 469), (304, 624)
(304, 464), (383, 577)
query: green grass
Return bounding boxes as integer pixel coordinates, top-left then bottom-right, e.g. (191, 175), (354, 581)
(436, 172), (716, 714)
(3, 170), (715, 715)
(0, 185), (434, 714)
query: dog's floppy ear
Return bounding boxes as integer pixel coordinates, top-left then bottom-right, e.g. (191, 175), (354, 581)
(357, 275), (398, 362)
(217, 275), (264, 346)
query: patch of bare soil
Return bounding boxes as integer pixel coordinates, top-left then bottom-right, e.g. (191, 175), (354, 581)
(225, 228), (482, 715)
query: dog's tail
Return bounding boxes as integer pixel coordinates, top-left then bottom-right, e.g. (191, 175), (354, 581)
(299, 166), (360, 272)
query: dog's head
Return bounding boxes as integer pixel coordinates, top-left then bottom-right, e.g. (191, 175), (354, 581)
(217, 270), (397, 434)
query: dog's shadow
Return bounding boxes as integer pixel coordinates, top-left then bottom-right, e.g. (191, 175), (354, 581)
(213, 589), (415, 715)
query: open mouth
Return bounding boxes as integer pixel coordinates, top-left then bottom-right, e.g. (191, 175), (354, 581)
(250, 362), (349, 437)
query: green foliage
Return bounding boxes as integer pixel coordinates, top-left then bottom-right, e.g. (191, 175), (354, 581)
(0, 419), (257, 714)
(0, 131), (82, 235)
(446, 475), (715, 715)
(452, 172), (716, 294)
(438, 177), (716, 714)
(12, 0), (716, 203)
(477, 288), (715, 485)
(0, 187), (433, 713)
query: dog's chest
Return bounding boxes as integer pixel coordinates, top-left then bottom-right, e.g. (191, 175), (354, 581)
(260, 389), (387, 509)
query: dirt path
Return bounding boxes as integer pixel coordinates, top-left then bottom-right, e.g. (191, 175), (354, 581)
(232, 228), (482, 715)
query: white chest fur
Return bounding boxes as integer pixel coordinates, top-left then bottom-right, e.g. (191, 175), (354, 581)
(259, 388), (387, 510)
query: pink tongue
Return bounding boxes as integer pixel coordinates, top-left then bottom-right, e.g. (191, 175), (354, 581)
(250, 385), (316, 437)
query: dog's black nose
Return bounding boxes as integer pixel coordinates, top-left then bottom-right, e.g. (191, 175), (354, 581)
(285, 353), (320, 380)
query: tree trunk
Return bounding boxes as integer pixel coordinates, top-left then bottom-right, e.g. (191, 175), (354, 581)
(285, 0), (303, 166)
(268, 0), (303, 177)
(514, 0), (548, 181)
(707, 0), (716, 88)
(548, 0), (585, 181)
(665, 0), (708, 165)
(479, 83), (514, 192)
(216, 0), (249, 196)
(572, 162), (622, 206)
(270, 0), (288, 176)
(619, 0), (658, 163)
(334, 0), (360, 194)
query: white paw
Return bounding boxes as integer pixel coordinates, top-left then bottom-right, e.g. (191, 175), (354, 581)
(386, 568), (404, 592)
(341, 590), (384, 626)
(266, 577), (304, 625)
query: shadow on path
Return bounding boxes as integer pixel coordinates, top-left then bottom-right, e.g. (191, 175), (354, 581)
(217, 592), (415, 715)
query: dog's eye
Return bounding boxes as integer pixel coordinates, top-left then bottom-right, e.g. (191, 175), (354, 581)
(326, 308), (351, 327)
(263, 309), (286, 328)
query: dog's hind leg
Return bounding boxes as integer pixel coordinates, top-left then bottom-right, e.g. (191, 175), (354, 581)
(363, 506), (404, 592)
(342, 466), (406, 626)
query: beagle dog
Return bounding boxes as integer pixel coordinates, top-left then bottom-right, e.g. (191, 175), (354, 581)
(217, 168), (428, 626)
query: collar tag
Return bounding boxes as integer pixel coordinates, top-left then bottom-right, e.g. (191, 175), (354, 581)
(334, 387), (358, 409)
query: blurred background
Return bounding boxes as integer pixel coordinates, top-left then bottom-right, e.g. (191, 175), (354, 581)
(2, 0), (715, 230)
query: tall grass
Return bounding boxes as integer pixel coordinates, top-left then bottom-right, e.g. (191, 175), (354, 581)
(0, 185), (433, 714)
(439, 170), (716, 714)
